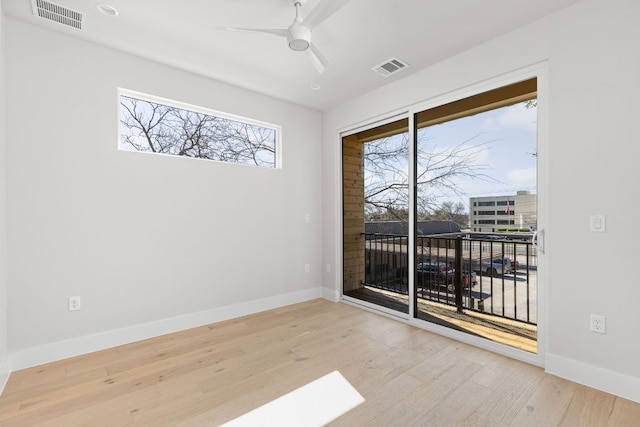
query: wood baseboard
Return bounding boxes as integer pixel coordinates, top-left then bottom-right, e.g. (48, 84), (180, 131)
(546, 352), (640, 404)
(8, 287), (324, 373)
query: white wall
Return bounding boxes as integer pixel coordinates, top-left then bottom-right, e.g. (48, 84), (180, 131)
(5, 18), (323, 365)
(0, 0), (10, 390)
(322, 0), (640, 401)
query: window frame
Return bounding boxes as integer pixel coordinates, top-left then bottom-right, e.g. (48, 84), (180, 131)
(117, 88), (282, 169)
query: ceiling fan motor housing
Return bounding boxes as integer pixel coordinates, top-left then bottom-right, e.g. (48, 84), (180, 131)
(287, 23), (311, 51)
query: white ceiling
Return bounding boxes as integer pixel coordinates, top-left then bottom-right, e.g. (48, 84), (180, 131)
(3, 0), (583, 110)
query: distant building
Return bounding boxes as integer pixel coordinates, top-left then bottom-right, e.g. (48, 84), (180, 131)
(469, 191), (537, 233)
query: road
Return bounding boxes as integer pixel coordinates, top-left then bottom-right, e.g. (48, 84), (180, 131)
(468, 268), (537, 324)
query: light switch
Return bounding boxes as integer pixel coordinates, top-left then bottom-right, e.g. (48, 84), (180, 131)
(590, 214), (606, 232)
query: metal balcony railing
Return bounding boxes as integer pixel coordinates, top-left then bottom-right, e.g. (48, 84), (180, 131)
(363, 233), (537, 325)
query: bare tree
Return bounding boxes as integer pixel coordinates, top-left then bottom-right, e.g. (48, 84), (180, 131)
(120, 96), (276, 167)
(364, 132), (495, 223)
(364, 135), (409, 220)
(425, 201), (468, 227)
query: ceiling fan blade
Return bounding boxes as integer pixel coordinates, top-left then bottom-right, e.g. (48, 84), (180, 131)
(302, 0), (351, 28)
(215, 27), (288, 38)
(308, 43), (329, 74)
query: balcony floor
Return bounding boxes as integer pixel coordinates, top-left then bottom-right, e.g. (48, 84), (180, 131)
(344, 286), (537, 353)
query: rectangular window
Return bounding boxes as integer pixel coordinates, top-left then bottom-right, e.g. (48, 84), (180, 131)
(118, 89), (280, 168)
(478, 201), (495, 206)
(478, 211), (495, 216)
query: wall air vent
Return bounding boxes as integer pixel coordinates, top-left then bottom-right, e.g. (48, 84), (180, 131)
(372, 57), (409, 77)
(31, 0), (83, 30)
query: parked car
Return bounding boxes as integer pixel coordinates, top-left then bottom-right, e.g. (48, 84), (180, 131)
(482, 257), (519, 276)
(416, 262), (477, 291)
(460, 270), (478, 288)
(416, 262), (451, 289)
(445, 270), (477, 291)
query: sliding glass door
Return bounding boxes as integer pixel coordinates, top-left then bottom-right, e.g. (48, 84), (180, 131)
(342, 78), (539, 353)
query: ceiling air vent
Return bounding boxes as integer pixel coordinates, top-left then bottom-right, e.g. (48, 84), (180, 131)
(31, 0), (83, 30)
(372, 57), (409, 77)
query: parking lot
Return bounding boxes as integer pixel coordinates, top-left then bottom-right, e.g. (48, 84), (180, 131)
(471, 268), (537, 324)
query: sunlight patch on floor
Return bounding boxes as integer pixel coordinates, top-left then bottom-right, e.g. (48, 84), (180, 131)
(220, 371), (365, 427)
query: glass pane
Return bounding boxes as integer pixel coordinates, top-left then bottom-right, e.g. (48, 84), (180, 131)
(415, 98), (538, 352)
(119, 94), (278, 168)
(342, 118), (409, 314)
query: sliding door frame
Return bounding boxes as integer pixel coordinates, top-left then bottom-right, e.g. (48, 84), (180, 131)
(337, 63), (548, 368)
(339, 112), (412, 320)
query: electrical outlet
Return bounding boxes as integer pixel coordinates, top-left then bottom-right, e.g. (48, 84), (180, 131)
(304, 264), (310, 273)
(590, 214), (606, 232)
(69, 296), (81, 311)
(590, 314), (606, 334)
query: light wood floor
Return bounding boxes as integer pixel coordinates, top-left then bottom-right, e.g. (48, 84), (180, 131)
(1, 299), (638, 426)
(346, 286), (538, 353)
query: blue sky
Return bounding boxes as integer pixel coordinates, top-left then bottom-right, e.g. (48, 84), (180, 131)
(418, 101), (537, 210)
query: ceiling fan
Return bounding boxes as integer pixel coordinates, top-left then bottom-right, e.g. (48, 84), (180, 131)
(216, 0), (351, 74)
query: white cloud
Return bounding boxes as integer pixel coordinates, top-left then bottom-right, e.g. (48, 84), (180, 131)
(482, 103), (536, 132)
(481, 117), (499, 132)
(472, 144), (491, 164)
(507, 167), (536, 187)
(500, 104), (537, 131)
